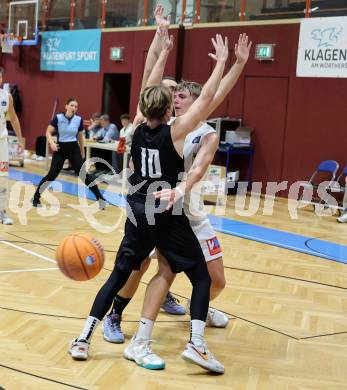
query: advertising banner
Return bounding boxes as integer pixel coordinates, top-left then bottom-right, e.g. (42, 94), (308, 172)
(41, 29), (101, 72)
(297, 16), (347, 78)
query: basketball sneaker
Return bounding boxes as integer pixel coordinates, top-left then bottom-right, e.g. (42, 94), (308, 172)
(337, 211), (347, 223)
(186, 299), (229, 328)
(68, 339), (89, 360)
(102, 313), (124, 343)
(206, 307), (229, 328)
(181, 340), (224, 374)
(123, 335), (165, 370)
(0, 210), (13, 225)
(98, 198), (107, 210)
(161, 292), (186, 315)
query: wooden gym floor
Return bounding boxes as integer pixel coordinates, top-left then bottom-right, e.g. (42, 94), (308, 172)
(1, 161), (347, 389)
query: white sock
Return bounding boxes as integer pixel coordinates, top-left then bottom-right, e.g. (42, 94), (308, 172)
(190, 319), (205, 345)
(78, 316), (100, 342)
(135, 317), (154, 340)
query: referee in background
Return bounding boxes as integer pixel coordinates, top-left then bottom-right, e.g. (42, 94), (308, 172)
(32, 98), (106, 209)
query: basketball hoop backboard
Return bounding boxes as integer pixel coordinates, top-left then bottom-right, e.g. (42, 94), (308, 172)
(8, 0), (38, 46)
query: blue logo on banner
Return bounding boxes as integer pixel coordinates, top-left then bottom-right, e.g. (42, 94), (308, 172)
(40, 29), (101, 72)
(311, 27), (343, 48)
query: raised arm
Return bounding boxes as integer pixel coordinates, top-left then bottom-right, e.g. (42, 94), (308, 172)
(207, 33), (252, 116)
(146, 26), (174, 87)
(141, 5), (171, 91)
(133, 17), (173, 127)
(172, 34), (228, 142)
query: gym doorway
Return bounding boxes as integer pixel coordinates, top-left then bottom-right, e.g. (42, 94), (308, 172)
(102, 74), (131, 128)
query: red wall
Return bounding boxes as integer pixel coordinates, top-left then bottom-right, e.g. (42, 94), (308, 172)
(2, 22), (347, 187)
(1, 28), (178, 150)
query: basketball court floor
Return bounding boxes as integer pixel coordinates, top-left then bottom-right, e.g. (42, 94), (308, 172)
(1, 161), (347, 389)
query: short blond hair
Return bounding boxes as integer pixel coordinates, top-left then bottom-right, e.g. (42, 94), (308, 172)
(139, 85), (172, 120)
(176, 80), (202, 100)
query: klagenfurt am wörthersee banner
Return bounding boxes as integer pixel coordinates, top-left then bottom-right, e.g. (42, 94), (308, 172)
(297, 16), (347, 78)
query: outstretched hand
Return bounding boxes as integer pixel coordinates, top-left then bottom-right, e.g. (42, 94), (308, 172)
(235, 33), (252, 64)
(158, 25), (174, 53)
(154, 4), (171, 28)
(208, 34), (229, 63)
(153, 187), (184, 210)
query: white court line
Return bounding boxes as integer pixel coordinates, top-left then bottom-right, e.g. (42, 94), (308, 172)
(0, 240), (57, 264)
(0, 267), (58, 274)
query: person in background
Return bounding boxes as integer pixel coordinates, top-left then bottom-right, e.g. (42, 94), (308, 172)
(92, 114), (119, 174)
(119, 113), (133, 146)
(87, 112), (101, 139)
(111, 114), (134, 175)
(93, 114), (119, 142)
(32, 98), (106, 209)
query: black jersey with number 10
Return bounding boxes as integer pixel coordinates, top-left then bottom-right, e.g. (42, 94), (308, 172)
(130, 123), (184, 196)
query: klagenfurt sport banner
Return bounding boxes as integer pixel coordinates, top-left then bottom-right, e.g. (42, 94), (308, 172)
(40, 29), (101, 72)
(297, 16), (347, 78)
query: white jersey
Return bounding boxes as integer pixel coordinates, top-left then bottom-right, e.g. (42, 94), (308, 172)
(0, 89), (9, 139)
(161, 118), (221, 259)
(183, 123), (216, 240)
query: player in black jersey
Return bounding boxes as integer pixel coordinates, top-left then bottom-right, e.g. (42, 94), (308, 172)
(69, 32), (228, 374)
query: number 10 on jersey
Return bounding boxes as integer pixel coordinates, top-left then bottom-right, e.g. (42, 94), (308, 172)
(141, 147), (162, 178)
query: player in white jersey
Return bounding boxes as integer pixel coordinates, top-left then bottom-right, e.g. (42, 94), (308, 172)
(157, 83), (228, 325)
(97, 34), (251, 373)
(120, 33), (251, 370)
(0, 67), (24, 225)
(101, 93), (227, 347)
(69, 8), (250, 370)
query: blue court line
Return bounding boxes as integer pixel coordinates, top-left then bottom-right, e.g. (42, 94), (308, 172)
(208, 215), (347, 264)
(9, 169), (347, 265)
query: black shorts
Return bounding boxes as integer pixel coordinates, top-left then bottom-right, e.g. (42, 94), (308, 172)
(115, 196), (205, 274)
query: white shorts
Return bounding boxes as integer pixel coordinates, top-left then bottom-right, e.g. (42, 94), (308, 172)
(0, 138), (9, 177)
(150, 217), (222, 263)
(189, 218), (222, 262)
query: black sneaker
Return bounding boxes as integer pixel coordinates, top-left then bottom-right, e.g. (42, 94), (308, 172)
(32, 198), (42, 207)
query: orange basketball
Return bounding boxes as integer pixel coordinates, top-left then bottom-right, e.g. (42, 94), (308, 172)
(56, 233), (104, 281)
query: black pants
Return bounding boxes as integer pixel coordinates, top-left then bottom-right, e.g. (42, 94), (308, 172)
(33, 141), (103, 201)
(89, 195), (211, 322)
(91, 149), (113, 172)
(90, 259), (210, 322)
